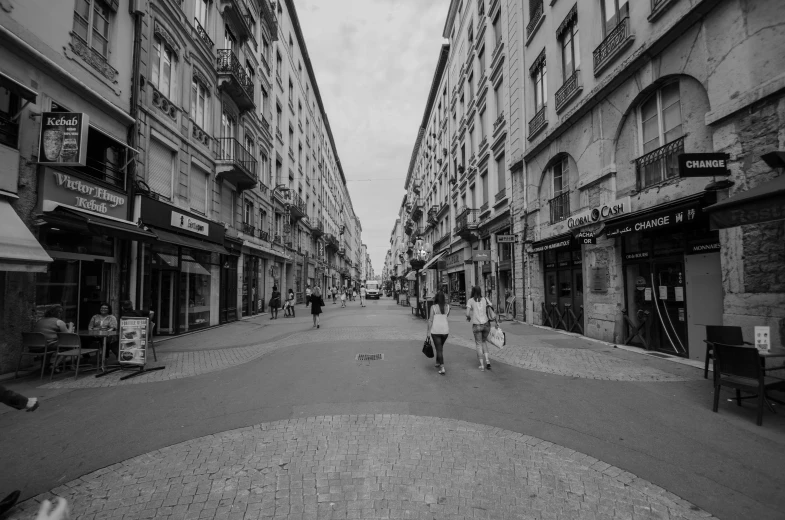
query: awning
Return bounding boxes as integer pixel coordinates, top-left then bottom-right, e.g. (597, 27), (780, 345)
(529, 232), (574, 253)
(153, 227), (229, 255)
(0, 70), (37, 102)
(49, 206), (157, 242)
(602, 193), (708, 238)
(0, 199), (52, 272)
(420, 252), (445, 271)
(406, 271), (417, 281)
(89, 123), (141, 155)
(703, 174), (785, 230)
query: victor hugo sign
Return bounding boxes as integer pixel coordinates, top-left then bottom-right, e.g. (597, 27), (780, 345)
(41, 169), (127, 219)
(678, 153), (730, 177)
(38, 112), (89, 166)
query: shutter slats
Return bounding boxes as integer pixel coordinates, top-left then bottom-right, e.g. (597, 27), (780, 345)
(148, 140), (173, 199)
(190, 165), (208, 214)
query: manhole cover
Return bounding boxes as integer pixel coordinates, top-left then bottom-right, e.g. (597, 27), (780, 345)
(356, 353), (384, 361)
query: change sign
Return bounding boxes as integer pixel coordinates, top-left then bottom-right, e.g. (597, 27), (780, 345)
(38, 112), (89, 166)
(678, 153), (730, 177)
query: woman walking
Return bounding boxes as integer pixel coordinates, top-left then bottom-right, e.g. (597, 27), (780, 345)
(465, 286), (492, 371)
(284, 288), (295, 317)
(359, 284), (366, 307)
(311, 286), (324, 328)
(340, 288), (347, 307)
(269, 286), (281, 319)
(427, 290), (450, 375)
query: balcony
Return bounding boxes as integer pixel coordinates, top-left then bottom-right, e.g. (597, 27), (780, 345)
(490, 36), (505, 80)
(555, 70), (583, 113)
(412, 180), (422, 195)
(217, 50), (255, 113)
(324, 233), (339, 250)
(478, 136), (489, 156)
(427, 205), (440, 225)
(635, 136), (685, 191)
(242, 222), (255, 236)
(258, 229), (269, 242)
(289, 191), (307, 220)
(273, 234), (282, 244)
(526, 1), (544, 40)
(528, 105), (548, 140)
(311, 219), (324, 237)
(493, 111), (506, 135)
(495, 187), (507, 203)
(549, 191), (570, 224)
(454, 207), (480, 240)
(480, 201), (490, 215)
(216, 137), (257, 192)
(191, 18), (213, 49)
(411, 199), (424, 220)
(218, 0), (253, 43)
(593, 17), (634, 76)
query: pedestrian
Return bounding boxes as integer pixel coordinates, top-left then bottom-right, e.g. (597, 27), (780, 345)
(283, 289), (295, 317)
(427, 290), (450, 375)
(352, 288), (357, 302)
(311, 286), (324, 328)
(340, 288), (346, 307)
(332, 286), (337, 304)
(305, 285), (312, 307)
(269, 286), (280, 319)
(0, 385), (39, 516)
(359, 284), (366, 307)
(465, 286), (492, 371)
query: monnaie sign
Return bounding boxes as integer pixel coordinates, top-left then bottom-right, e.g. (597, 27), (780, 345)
(567, 196), (630, 229)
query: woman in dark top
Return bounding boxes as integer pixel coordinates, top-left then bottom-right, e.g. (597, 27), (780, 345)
(310, 286), (324, 328)
(269, 286), (281, 319)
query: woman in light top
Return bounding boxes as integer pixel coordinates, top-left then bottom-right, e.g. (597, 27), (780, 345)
(465, 286), (492, 371)
(427, 290), (450, 375)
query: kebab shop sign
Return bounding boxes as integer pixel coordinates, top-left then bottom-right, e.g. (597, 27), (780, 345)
(41, 169), (127, 219)
(38, 112), (89, 166)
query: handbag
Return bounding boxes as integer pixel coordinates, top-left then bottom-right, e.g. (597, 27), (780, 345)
(488, 322), (506, 349)
(422, 336), (434, 358)
(485, 298), (497, 322)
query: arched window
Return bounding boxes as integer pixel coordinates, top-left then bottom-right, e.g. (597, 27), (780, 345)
(548, 156), (570, 223)
(637, 81), (684, 188)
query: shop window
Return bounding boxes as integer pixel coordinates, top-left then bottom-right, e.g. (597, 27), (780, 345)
(151, 36), (177, 102)
(0, 86), (20, 148)
(637, 82), (683, 189)
(73, 0), (111, 58)
(180, 248), (218, 331)
(148, 139), (175, 199)
(39, 226), (114, 257)
(190, 77), (209, 130)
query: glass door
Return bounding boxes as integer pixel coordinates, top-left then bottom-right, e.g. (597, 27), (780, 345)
(78, 261), (111, 331)
(651, 259), (688, 356)
(151, 270), (176, 334)
(556, 269), (573, 330)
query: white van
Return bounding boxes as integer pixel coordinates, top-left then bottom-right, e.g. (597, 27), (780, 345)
(365, 281), (380, 299)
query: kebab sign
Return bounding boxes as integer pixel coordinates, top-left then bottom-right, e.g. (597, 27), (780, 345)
(38, 112), (89, 166)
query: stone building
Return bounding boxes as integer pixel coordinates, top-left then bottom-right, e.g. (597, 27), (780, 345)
(517, 0), (785, 357)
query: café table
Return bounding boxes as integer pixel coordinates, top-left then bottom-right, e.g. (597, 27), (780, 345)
(77, 329), (118, 373)
(760, 347), (785, 405)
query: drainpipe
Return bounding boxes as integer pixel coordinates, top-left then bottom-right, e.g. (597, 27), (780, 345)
(127, 3), (144, 305)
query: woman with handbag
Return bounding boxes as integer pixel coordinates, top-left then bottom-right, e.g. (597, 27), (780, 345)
(311, 286), (324, 328)
(465, 286), (492, 371)
(427, 290), (450, 375)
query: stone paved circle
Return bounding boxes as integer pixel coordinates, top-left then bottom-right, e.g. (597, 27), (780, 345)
(39, 327), (692, 389)
(8, 415), (716, 520)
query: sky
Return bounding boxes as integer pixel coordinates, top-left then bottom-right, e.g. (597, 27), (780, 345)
(295, 0), (452, 275)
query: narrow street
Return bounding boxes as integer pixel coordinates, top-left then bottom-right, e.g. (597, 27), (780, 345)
(2, 297), (784, 520)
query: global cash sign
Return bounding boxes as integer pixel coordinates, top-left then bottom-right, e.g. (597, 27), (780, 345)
(567, 200), (627, 229)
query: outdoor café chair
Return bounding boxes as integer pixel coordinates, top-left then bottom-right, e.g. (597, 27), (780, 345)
(703, 325), (751, 380)
(16, 332), (55, 380)
(50, 332), (99, 381)
(712, 342), (785, 426)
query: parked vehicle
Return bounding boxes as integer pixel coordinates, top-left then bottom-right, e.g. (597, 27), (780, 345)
(365, 281), (381, 299)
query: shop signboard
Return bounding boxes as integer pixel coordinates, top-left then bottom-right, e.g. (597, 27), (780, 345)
(472, 250), (492, 262)
(575, 230), (596, 245)
(171, 211), (209, 236)
(678, 153), (730, 177)
(530, 234), (574, 253)
(445, 251), (463, 268)
(604, 201), (701, 238)
(140, 196), (225, 243)
(496, 234), (517, 243)
(40, 168), (127, 219)
(687, 240), (721, 255)
(38, 112), (89, 166)
(567, 197), (630, 229)
(591, 267), (607, 292)
(118, 317), (149, 366)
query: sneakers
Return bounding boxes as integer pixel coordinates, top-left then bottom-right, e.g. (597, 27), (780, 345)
(439, 366), (445, 375)
(478, 364), (485, 371)
(486, 363), (492, 370)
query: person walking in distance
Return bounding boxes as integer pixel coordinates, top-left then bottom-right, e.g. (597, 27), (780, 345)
(331, 285), (337, 304)
(269, 286), (281, 319)
(311, 286), (324, 328)
(340, 287), (347, 308)
(428, 290), (450, 375)
(359, 284), (366, 307)
(305, 284), (312, 307)
(465, 286), (492, 371)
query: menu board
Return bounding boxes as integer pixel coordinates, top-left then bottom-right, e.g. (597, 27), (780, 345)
(118, 317), (149, 366)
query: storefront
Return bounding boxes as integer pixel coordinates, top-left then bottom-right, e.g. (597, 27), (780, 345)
(35, 168), (155, 329)
(531, 233), (584, 334)
(444, 250), (466, 306)
(603, 193), (721, 358)
(137, 196), (229, 335)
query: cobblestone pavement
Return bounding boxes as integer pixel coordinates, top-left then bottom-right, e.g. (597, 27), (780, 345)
(7, 415), (716, 520)
(39, 326), (694, 389)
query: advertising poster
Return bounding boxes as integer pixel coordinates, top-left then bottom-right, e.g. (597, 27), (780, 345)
(38, 112), (89, 166)
(118, 317), (148, 366)
(754, 326), (771, 352)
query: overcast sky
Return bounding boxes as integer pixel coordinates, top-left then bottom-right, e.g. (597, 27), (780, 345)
(295, 0), (451, 274)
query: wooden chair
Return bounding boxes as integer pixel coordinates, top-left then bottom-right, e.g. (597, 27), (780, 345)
(712, 342), (785, 426)
(16, 332), (55, 380)
(703, 325), (751, 380)
(50, 332), (99, 380)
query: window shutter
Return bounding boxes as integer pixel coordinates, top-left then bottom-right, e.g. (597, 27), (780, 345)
(190, 164), (208, 214)
(221, 182), (234, 226)
(148, 139), (174, 199)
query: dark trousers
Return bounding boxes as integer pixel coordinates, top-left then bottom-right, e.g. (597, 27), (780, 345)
(431, 334), (448, 366)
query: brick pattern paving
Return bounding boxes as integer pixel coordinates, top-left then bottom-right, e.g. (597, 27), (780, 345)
(39, 327), (693, 389)
(8, 415), (716, 520)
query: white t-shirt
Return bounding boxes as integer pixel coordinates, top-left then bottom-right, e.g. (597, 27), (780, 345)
(465, 298), (491, 325)
(360, 288), (366, 297)
(430, 303), (450, 334)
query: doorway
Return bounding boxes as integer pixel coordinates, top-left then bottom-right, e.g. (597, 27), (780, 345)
(542, 248), (584, 333)
(149, 244), (179, 335)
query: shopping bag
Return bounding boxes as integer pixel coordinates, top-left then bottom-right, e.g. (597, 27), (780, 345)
(488, 323), (506, 349)
(422, 336), (434, 358)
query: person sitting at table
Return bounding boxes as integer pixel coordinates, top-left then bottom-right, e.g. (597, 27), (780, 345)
(32, 305), (73, 372)
(88, 302), (118, 359)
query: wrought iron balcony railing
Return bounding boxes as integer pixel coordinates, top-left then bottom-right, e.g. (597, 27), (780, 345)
(495, 187), (506, 202)
(528, 105), (547, 139)
(258, 229), (269, 241)
(526, 1), (544, 38)
(216, 49), (253, 97)
(242, 222), (255, 235)
(555, 70), (583, 113)
(635, 135), (685, 190)
(549, 191), (570, 224)
(480, 201), (489, 213)
(192, 18), (213, 48)
(593, 17), (632, 75)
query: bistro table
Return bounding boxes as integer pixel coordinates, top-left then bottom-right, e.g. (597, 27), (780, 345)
(77, 329), (118, 373)
(760, 347), (785, 406)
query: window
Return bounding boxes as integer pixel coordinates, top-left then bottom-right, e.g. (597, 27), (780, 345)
(561, 19), (580, 79)
(222, 183), (236, 227)
(0, 86), (20, 148)
(224, 27), (236, 52)
(481, 173), (488, 204)
(478, 48), (485, 77)
(467, 73), (474, 101)
(288, 80), (293, 101)
(276, 52), (282, 78)
(492, 13), (502, 44)
(298, 63), (302, 79)
(152, 37), (177, 101)
(73, 0), (110, 57)
(496, 153), (505, 194)
(601, 0), (629, 36)
(494, 81), (503, 118)
(289, 35), (293, 53)
(195, 0), (209, 29)
(479, 109), (486, 140)
(532, 58), (547, 112)
(148, 139), (175, 199)
(260, 153), (269, 185)
(244, 200), (253, 225)
(275, 159), (282, 185)
(276, 103), (282, 128)
(639, 82), (683, 187)
(245, 135), (254, 160)
(550, 157), (569, 222)
(190, 164), (208, 214)
(298, 101), (302, 123)
(553, 157), (567, 196)
(190, 78), (208, 129)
